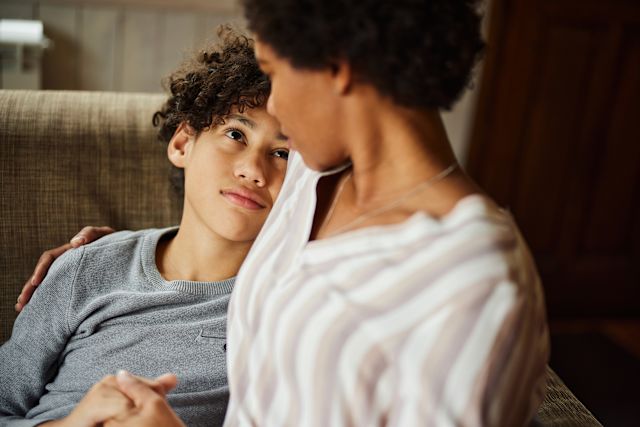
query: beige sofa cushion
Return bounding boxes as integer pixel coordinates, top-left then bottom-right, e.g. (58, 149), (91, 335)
(0, 90), (181, 341)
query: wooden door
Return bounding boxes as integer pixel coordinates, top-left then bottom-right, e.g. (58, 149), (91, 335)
(467, 0), (640, 317)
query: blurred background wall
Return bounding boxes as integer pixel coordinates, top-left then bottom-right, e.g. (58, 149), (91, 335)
(0, 0), (482, 163)
(466, 1), (640, 424)
(1, 0), (639, 423)
(0, 0), (244, 92)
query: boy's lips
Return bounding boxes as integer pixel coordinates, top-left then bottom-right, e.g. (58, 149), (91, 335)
(221, 187), (267, 210)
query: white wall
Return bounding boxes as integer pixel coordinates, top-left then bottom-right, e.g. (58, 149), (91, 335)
(441, 0), (492, 166)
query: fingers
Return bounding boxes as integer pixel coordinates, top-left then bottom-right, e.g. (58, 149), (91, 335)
(16, 242), (73, 312)
(33, 227), (114, 281)
(32, 243), (73, 285)
(16, 226), (116, 313)
(71, 226), (115, 248)
(114, 371), (178, 396)
(116, 371), (168, 409)
(15, 280), (37, 312)
(67, 375), (135, 427)
(110, 372), (184, 427)
(153, 373), (179, 395)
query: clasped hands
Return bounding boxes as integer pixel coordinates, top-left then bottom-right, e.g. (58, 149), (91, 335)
(42, 370), (185, 427)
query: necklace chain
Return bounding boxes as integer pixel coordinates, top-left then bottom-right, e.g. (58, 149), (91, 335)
(324, 163), (458, 237)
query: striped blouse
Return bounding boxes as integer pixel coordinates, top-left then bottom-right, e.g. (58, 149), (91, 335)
(225, 152), (549, 426)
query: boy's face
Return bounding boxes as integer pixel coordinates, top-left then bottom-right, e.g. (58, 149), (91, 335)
(170, 107), (289, 243)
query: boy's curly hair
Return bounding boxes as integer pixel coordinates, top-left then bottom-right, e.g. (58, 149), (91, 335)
(242, 0), (483, 111)
(153, 26), (270, 198)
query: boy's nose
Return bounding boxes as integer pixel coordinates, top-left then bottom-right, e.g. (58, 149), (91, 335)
(235, 154), (266, 187)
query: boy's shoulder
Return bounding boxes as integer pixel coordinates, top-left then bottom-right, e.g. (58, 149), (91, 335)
(76, 227), (175, 267)
(83, 227), (172, 251)
(83, 229), (147, 249)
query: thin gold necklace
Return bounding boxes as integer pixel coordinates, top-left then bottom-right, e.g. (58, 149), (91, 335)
(323, 163), (458, 237)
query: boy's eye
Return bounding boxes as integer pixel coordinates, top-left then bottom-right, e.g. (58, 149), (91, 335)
(273, 149), (289, 160)
(225, 129), (244, 141)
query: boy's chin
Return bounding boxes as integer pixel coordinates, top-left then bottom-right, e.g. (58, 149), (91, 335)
(219, 226), (261, 244)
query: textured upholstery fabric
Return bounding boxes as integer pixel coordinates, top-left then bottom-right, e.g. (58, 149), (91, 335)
(0, 90), (601, 426)
(0, 90), (181, 343)
(534, 368), (602, 426)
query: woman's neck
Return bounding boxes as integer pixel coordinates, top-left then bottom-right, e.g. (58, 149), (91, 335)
(345, 96), (472, 208)
(309, 88), (485, 243)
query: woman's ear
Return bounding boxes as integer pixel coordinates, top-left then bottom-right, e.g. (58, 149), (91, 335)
(167, 122), (196, 168)
(330, 59), (352, 95)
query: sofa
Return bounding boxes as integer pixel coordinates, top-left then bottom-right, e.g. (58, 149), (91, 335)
(0, 90), (601, 426)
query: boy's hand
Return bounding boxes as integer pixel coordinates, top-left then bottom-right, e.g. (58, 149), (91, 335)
(103, 371), (185, 427)
(15, 226), (115, 312)
(39, 373), (176, 427)
(39, 375), (133, 427)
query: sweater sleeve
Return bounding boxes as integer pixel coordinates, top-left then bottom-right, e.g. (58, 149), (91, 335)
(0, 247), (84, 425)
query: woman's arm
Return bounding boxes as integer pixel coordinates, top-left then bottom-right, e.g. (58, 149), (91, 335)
(15, 226), (115, 312)
(387, 279), (549, 426)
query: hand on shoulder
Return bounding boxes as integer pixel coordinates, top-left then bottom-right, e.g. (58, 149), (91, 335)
(15, 226), (115, 312)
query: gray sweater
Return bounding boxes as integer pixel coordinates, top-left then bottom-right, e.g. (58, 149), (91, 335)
(0, 228), (234, 427)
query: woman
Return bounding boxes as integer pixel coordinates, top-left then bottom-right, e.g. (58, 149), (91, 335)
(19, 0), (550, 425)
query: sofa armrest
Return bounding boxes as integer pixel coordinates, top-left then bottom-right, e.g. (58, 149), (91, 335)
(533, 367), (602, 426)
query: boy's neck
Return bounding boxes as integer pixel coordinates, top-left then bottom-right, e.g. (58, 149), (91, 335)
(155, 223), (251, 283)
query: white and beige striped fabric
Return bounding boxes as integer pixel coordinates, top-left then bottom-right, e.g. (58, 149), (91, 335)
(225, 152), (550, 427)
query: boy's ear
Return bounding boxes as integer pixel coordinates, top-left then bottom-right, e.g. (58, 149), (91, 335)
(167, 122), (196, 168)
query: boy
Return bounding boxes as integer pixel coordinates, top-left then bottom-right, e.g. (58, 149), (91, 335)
(0, 28), (288, 427)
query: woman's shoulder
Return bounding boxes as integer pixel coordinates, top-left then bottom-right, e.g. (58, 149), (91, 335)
(386, 194), (536, 283)
(427, 194), (520, 245)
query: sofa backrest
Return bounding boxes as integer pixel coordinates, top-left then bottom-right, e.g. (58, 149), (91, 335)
(0, 90), (181, 342)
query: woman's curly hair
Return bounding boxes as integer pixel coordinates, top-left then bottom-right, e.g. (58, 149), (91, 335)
(153, 26), (270, 198)
(242, 0), (484, 110)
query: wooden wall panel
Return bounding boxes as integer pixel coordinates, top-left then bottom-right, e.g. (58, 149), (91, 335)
(513, 25), (597, 254)
(189, 13), (248, 52)
(0, 2), (36, 19)
(39, 4), (80, 90)
(79, 6), (119, 90)
(158, 12), (200, 87)
(467, 0), (640, 317)
(582, 30), (640, 254)
(156, 12), (247, 88)
(120, 9), (162, 92)
(3, 1), (244, 93)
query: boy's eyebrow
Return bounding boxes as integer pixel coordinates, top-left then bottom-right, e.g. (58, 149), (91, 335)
(227, 114), (256, 129)
(228, 113), (289, 141)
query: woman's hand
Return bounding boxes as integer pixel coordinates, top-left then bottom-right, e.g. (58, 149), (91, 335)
(15, 226), (115, 312)
(39, 375), (134, 427)
(39, 373), (177, 427)
(103, 371), (185, 427)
